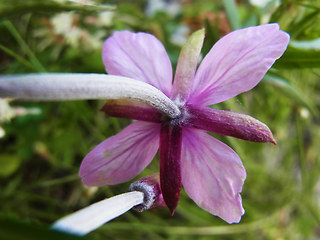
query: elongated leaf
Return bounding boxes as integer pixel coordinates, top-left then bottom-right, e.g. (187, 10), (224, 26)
(290, 38), (320, 50)
(286, 10), (319, 39)
(0, 217), (89, 240)
(273, 45), (320, 69)
(0, 154), (22, 178)
(269, 2), (290, 23)
(0, 1), (115, 18)
(222, 0), (240, 30)
(263, 73), (316, 114)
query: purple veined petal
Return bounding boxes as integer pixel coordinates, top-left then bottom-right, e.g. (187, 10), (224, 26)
(101, 99), (163, 123)
(184, 104), (276, 144)
(79, 121), (160, 186)
(159, 124), (182, 215)
(187, 23), (290, 106)
(171, 29), (205, 104)
(181, 128), (246, 224)
(102, 31), (173, 96)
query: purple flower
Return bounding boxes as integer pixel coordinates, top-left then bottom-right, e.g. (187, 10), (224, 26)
(79, 24), (290, 223)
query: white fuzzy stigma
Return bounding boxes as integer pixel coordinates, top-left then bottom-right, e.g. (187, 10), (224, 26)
(51, 191), (144, 236)
(0, 73), (180, 118)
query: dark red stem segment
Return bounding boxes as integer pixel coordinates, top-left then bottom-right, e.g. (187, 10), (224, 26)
(101, 100), (163, 123)
(159, 123), (182, 215)
(185, 104), (276, 144)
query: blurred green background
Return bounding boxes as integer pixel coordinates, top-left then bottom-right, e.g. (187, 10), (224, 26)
(0, 0), (320, 239)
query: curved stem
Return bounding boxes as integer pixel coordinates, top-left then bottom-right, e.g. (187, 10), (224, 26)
(0, 73), (181, 118)
(51, 191), (144, 236)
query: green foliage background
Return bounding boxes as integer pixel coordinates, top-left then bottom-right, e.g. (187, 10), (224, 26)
(0, 0), (320, 239)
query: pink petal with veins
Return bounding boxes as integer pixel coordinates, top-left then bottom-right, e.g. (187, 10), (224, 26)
(188, 23), (290, 106)
(181, 128), (246, 223)
(102, 31), (173, 96)
(79, 121), (160, 186)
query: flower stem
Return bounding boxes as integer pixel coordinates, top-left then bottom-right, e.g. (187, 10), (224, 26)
(51, 191), (144, 236)
(0, 73), (181, 118)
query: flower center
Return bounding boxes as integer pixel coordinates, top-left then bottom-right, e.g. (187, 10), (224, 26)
(162, 105), (188, 127)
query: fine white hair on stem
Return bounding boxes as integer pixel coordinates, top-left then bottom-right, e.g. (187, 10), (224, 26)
(0, 73), (181, 118)
(51, 191), (144, 236)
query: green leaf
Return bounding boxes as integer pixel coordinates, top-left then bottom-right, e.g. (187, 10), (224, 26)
(263, 72), (316, 115)
(0, 1), (116, 18)
(222, 0), (241, 30)
(290, 38), (320, 50)
(0, 43), (37, 71)
(269, 2), (290, 23)
(273, 45), (320, 69)
(0, 217), (90, 240)
(286, 10), (319, 39)
(0, 154), (22, 178)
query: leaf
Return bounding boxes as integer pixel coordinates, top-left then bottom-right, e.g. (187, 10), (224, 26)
(290, 38), (320, 50)
(0, 154), (22, 178)
(286, 10), (319, 39)
(273, 45), (320, 69)
(269, 2), (290, 23)
(0, 1), (116, 18)
(222, 0), (241, 30)
(263, 72), (316, 115)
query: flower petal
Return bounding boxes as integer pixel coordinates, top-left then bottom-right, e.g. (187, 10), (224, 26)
(181, 128), (246, 223)
(187, 24), (290, 106)
(159, 124), (182, 215)
(102, 31), (173, 96)
(171, 29), (205, 104)
(185, 104), (276, 144)
(79, 121), (160, 186)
